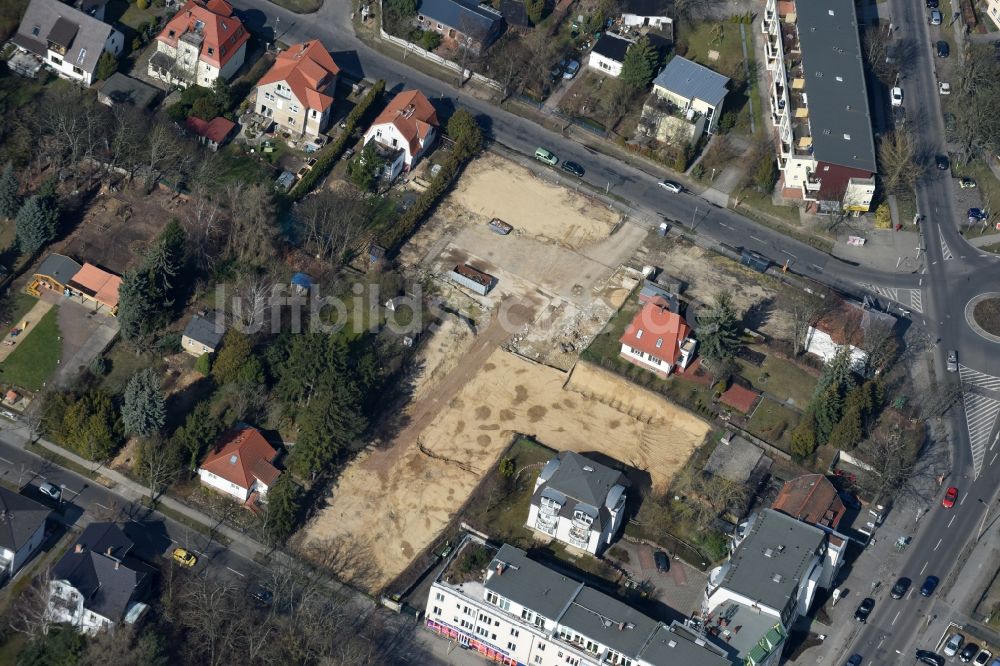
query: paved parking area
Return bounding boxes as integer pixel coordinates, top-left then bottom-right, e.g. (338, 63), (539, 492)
(39, 294), (120, 389)
(613, 540), (707, 617)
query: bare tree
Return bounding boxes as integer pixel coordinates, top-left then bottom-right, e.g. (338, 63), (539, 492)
(854, 423), (918, 499)
(182, 196), (225, 272)
(228, 268), (277, 334)
(295, 188), (375, 265)
(135, 436), (179, 501)
(222, 182), (278, 265)
(878, 131), (917, 194)
(9, 566), (54, 638)
(778, 286), (831, 355)
(861, 24), (894, 86)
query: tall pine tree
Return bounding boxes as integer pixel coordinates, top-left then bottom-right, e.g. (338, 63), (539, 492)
(117, 269), (156, 343)
(0, 163), (20, 219)
(15, 194), (58, 256)
(121, 368), (166, 437)
(620, 36), (661, 89)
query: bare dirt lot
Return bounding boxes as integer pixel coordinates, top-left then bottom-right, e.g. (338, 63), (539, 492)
(302, 349), (709, 591)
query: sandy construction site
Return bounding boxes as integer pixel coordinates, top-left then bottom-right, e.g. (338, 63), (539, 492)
(300, 151), (710, 591)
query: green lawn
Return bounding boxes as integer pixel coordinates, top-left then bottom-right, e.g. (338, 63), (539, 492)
(679, 20), (745, 78)
(0, 306), (60, 390)
(736, 349), (817, 408)
(98, 341), (155, 394)
(746, 397), (800, 452)
(5, 293), (40, 328)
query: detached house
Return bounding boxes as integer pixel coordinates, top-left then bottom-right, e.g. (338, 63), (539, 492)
(362, 89), (439, 180)
(415, 0), (505, 54)
(802, 299), (896, 373)
(198, 426), (281, 505)
(148, 0), (249, 88)
(587, 33), (633, 78)
(255, 40), (341, 139)
(619, 297), (697, 377)
(642, 56), (729, 142)
(526, 451), (629, 555)
(12, 0), (124, 86)
(0, 486), (51, 583)
(47, 523), (153, 635)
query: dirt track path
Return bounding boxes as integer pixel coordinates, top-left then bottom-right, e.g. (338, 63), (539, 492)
(367, 298), (536, 480)
(0, 299), (53, 363)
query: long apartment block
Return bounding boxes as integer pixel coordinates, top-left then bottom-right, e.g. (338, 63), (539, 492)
(762, 0), (877, 213)
(425, 536), (735, 666)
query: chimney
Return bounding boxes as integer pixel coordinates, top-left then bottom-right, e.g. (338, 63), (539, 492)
(114, 561), (120, 570)
(74, 544), (84, 554)
(106, 547), (113, 556)
(496, 562), (505, 575)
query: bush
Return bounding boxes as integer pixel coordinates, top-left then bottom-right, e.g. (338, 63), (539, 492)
(420, 30), (442, 50)
(674, 40), (688, 57)
(691, 163), (706, 179)
(137, 0), (149, 8)
(195, 352), (212, 375)
(718, 112), (737, 133)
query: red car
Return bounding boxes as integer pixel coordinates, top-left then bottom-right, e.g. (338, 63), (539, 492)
(942, 487), (959, 509)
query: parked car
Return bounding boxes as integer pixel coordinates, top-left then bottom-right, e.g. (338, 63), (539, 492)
(561, 160), (585, 177)
(920, 575), (939, 596)
(960, 177), (977, 189)
(38, 482), (61, 500)
(962, 644), (982, 663)
(916, 649), (946, 666)
(249, 585), (273, 606)
(937, 40), (950, 57)
(968, 207), (988, 221)
(653, 550), (669, 573)
(562, 60), (580, 79)
(854, 597), (875, 622)
(891, 86), (904, 106)
(942, 486), (959, 508)
(916, 649), (945, 666)
(890, 576), (911, 599)
(926, 0), (939, 6)
(172, 548), (197, 568)
(930, 9), (943, 24)
(659, 180), (682, 193)
(975, 650), (993, 666)
(534, 147), (558, 166)
(944, 634), (965, 658)
(936, 154), (950, 170)
(940, 82), (951, 95)
(846, 655), (862, 666)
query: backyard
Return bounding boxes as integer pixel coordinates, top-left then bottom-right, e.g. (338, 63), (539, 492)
(0, 306), (61, 391)
(735, 347), (818, 408)
(745, 397), (800, 453)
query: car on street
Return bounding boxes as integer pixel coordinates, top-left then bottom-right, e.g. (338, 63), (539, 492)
(534, 147), (558, 166)
(854, 597), (875, 622)
(930, 9), (943, 24)
(916, 650), (946, 666)
(945, 634), (965, 658)
(940, 81), (951, 95)
(562, 59), (580, 79)
(654, 550), (669, 573)
(948, 350), (958, 372)
(659, 180), (682, 193)
(890, 576), (911, 599)
(846, 655), (862, 666)
(561, 160), (585, 177)
(891, 86), (903, 106)
(936, 154), (950, 170)
(926, 0), (939, 6)
(172, 548), (197, 568)
(975, 650), (993, 666)
(893, 105), (906, 125)
(937, 40), (950, 57)
(38, 482), (61, 500)
(962, 644), (982, 662)
(968, 207), (988, 221)
(920, 575), (939, 596)
(960, 177), (978, 188)
(942, 486), (959, 508)
(249, 585), (274, 606)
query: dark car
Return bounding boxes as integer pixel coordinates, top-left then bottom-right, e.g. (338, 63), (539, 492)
(890, 577), (911, 599)
(937, 40), (950, 57)
(854, 597), (875, 622)
(926, 0), (939, 6)
(561, 160), (585, 177)
(840, 491), (862, 511)
(962, 644), (981, 663)
(916, 649), (946, 666)
(969, 207), (988, 221)
(846, 655), (862, 666)
(249, 585), (273, 606)
(920, 575), (939, 597)
(936, 154), (950, 171)
(653, 550), (669, 573)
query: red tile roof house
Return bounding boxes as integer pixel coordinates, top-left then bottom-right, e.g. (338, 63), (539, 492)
(362, 89), (439, 181)
(254, 40), (340, 139)
(198, 426), (281, 505)
(185, 115), (236, 151)
(618, 297), (697, 378)
(147, 0), (249, 89)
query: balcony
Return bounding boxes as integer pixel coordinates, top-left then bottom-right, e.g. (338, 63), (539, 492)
(804, 173), (822, 192)
(781, 25), (800, 55)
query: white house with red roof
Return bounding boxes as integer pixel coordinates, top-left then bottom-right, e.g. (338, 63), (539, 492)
(618, 298), (697, 377)
(147, 0), (249, 88)
(254, 40), (340, 138)
(362, 89), (439, 180)
(185, 114), (236, 150)
(198, 426), (280, 505)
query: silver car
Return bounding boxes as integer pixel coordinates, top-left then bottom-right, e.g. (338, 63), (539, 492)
(947, 350), (958, 373)
(944, 633), (964, 658)
(930, 9), (942, 24)
(659, 180), (682, 193)
(38, 482), (61, 500)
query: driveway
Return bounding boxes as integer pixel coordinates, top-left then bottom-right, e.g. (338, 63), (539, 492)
(51, 298), (120, 389)
(613, 539), (707, 618)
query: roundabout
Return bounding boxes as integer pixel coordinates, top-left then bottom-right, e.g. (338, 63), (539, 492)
(966, 293), (1000, 343)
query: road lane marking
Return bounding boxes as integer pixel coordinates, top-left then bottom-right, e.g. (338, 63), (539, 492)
(948, 515), (956, 528)
(920, 561), (928, 575)
(993, 452), (999, 467)
(934, 538), (942, 551)
(95, 502), (109, 510)
(892, 611), (900, 625)
(750, 235), (764, 243)
(961, 492), (969, 505)
(878, 637), (885, 649)
(720, 223), (732, 230)
(0, 457), (11, 466)
(226, 567), (246, 577)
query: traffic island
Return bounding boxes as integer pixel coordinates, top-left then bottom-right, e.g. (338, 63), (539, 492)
(967, 293), (1000, 342)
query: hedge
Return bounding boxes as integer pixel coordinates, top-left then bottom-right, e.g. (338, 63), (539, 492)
(288, 79), (386, 200)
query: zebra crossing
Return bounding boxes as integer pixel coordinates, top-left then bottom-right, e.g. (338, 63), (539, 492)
(858, 284), (923, 314)
(959, 365), (1000, 477)
(910, 289), (923, 314)
(960, 365), (1000, 392)
(940, 237), (954, 261)
(861, 283), (898, 302)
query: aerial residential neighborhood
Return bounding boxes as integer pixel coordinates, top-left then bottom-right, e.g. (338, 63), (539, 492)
(0, 0), (997, 662)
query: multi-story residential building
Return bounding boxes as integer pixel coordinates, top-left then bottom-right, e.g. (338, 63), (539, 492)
(362, 89), (439, 180)
(761, 0), (877, 213)
(12, 0), (124, 86)
(148, 0), (249, 88)
(702, 509), (847, 665)
(986, 0), (1000, 31)
(425, 536), (735, 666)
(525, 451), (628, 555)
(254, 40), (340, 138)
(619, 297), (697, 378)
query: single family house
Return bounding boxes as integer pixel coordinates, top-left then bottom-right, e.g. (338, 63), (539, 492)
(0, 487), (51, 583)
(68, 262), (121, 315)
(641, 56), (729, 142)
(362, 89), (439, 180)
(148, 0), (249, 88)
(802, 299), (896, 373)
(254, 40), (341, 138)
(415, 0), (505, 54)
(181, 313), (225, 356)
(198, 426), (281, 505)
(587, 33), (633, 78)
(185, 114), (236, 150)
(12, 0), (124, 86)
(47, 523), (153, 634)
(619, 297), (697, 377)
